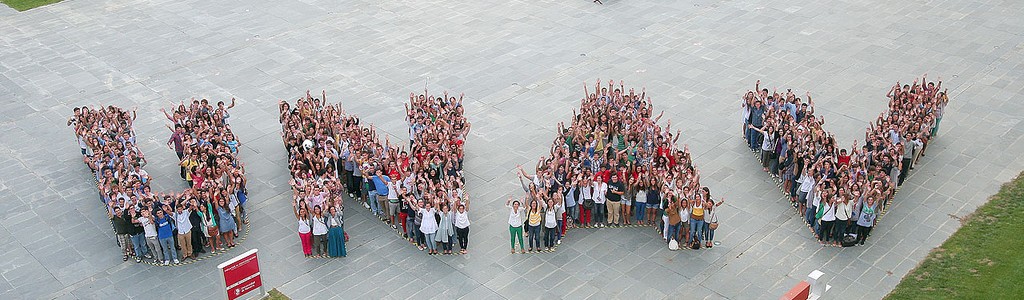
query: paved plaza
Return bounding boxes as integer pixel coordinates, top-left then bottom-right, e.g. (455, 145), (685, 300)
(2, 0), (1024, 299)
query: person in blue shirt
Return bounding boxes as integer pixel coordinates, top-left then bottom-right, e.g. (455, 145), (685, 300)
(371, 170), (392, 220)
(154, 208), (178, 265)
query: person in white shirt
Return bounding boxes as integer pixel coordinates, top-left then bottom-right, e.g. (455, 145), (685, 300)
(506, 197), (526, 254)
(310, 205), (329, 257)
(832, 190), (853, 246)
(419, 202), (439, 255)
(593, 179), (608, 227)
(454, 202), (470, 254)
(580, 180), (594, 227)
(817, 191), (837, 245)
(800, 170), (818, 226)
(137, 209), (162, 263)
(173, 202), (194, 260)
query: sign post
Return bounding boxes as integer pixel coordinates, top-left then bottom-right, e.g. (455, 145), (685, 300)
(218, 249), (265, 300)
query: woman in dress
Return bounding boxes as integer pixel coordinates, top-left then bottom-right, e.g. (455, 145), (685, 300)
(435, 203), (456, 255)
(217, 198), (237, 248)
(326, 204), (346, 257)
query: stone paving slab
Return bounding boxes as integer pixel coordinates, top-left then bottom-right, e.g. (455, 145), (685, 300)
(2, 0), (1024, 299)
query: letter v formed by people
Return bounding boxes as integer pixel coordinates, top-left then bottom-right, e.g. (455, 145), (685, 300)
(741, 78), (949, 245)
(278, 89), (469, 256)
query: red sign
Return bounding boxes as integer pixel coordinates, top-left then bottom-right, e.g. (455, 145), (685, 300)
(219, 249), (263, 300)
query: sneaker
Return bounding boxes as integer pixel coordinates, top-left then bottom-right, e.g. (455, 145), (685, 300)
(144, 254), (153, 259)
(163, 260), (169, 266)
(363, 203), (370, 209)
(391, 225), (397, 230)
(122, 255), (129, 261)
(135, 257), (141, 263)
(173, 259), (180, 264)
(557, 240), (561, 245)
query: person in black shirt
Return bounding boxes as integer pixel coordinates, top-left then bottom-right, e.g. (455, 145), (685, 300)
(606, 173), (625, 226)
(108, 203), (134, 261)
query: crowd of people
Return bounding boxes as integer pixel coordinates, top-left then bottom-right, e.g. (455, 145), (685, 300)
(69, 98), (248, 265)
(507, 79), (724, 254)
(741, 76), (948, 246)
(279, 89), (471, 257)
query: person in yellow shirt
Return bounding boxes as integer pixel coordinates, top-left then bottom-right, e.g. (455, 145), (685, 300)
(180, 154), (198, 187)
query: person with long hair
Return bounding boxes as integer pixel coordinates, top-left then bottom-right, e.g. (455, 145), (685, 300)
(292, 200), (312, 257)
(325, 204), (346, 257)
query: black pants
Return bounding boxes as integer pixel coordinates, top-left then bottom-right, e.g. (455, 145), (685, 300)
(456, 226), (469, 250)
(833, 220), (847, 243)
(857, 225), (872, 244)
(818, 220), (834, 242)
(348, 174), (361, 194)
(176, 152), (185, 179)
(898, 158), (912, 186)
(190, 227), (205, 255)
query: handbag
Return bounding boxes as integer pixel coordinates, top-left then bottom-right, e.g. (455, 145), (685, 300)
(583, 198), (595, 209)
(709, 222), (719, 230)
(668, 239), (679, 251)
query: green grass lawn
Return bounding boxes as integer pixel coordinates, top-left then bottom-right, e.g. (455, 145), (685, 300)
(1, 0), (62, 11)
(265, 288), (291, 300)
(886, 171), (1024, 299)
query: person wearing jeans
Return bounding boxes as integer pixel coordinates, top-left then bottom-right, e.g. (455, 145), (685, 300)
(138, 211), (162, 263)
(419, 203), (439, 255)
(689, 198), (705, 247)
(526, 200), (543, 252)
(634, 188), (647, 223)
(154, 210), (178, 265)
(665, 199), (682, 244)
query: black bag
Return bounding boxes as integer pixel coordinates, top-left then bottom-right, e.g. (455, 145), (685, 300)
(841, 233), (858, 247)
(583, 198), (595, 209)
(690, 241), (700, 250)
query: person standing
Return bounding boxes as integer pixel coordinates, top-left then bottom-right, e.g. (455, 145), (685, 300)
(292, 201), (313, 257)
(606, 173), (625, 227)
(435, 204), (456, 255)
(173, 202), (194, 261)
(855, 196), (879, 246)
(326, 205), (346, 257)
(506, 197), (526, 254)
(593, 179), (608, 227)
(689, 195), (705, 248)
(454, 202), (470, 254)
(138, 209), (162, 264)
(311, 205), (329, 257)
(154, 209), (178, 265)
(419, 202), (439, 255)
(666, 198), (681, 244)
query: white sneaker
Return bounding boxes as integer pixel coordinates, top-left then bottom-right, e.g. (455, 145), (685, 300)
(557, 240), (561, 245)
(363, 203), (370, 209)
(173, 259), (180, 264)
(163, 260), (169, 266)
